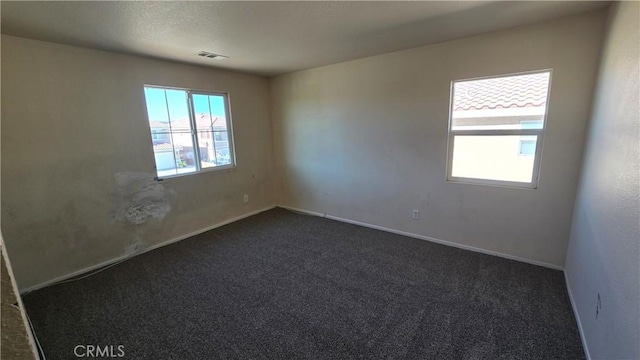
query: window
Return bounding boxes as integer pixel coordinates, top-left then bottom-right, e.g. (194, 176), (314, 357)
(447, 70), (552, 188)
(143, 86), (235, 179)
(518, 138), (536, 156)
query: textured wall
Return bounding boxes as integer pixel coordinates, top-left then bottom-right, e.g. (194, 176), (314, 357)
(271, 10), (606, 267)
(1, 36), (275, 290)
(565, 2), (640, 359)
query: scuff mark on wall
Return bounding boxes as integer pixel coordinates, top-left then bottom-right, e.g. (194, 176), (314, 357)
(122, 228), (145, 256)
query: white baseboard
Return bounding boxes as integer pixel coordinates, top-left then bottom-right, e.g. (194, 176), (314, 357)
(279, 205), (327, 218)
(565, 271), (591, 360)
(278, 205), (564, 271)
(22, 203), (564, 295)
(20, 205), (276, 294)
(142, 205), (276, 254)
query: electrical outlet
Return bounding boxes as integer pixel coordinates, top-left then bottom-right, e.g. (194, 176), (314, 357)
(243, 194), (249, 203)
(412, 209), (420, 220)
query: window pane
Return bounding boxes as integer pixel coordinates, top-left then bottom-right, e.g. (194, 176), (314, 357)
(214, 150), (231, 166)
(192, 94), (213, 128)
(170, 130), (196, 174)
(452, 72), (550, 131)
(166, 89), (191, 131)
(213, 131), (231, 166)
(519, 137), (537, 156)
(207, 96), (227, 131)
(197, 131), (217, 169)
(191, 94), (227, 132)
(197, 131), (231, 168)
(153, 139), (177, 178)
(144, 87), (196, 177)
(451, 135), (537, 183)
(144, 87), (234, 178)
(208, 95), (225, 116)
(144, 87), (170, 124)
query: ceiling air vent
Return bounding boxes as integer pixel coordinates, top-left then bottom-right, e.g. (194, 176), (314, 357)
(196, 51), (228, 60)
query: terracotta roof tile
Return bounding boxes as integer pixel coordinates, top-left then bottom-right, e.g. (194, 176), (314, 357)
(453, 72), (550, 111)
(149, 120), (169, 129)
(153, 143), (174, 152)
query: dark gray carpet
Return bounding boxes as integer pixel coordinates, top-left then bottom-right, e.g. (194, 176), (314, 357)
(23, 208), (584, 359)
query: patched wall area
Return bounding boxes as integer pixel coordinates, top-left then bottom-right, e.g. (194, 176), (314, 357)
(1, 36), (276, 290)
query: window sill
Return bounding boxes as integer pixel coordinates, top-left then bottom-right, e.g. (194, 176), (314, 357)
(446, 177), (538, 190)
(155, 164), (236, 181)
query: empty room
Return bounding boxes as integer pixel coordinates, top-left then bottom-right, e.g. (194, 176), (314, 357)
(1, 1), (638, 359)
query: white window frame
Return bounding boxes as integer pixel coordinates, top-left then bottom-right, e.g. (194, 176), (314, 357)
(446, 69), (553, 189)
(143, 85), (237, 180)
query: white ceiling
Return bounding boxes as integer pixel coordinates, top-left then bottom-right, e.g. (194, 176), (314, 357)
(1, 1), (609, 76)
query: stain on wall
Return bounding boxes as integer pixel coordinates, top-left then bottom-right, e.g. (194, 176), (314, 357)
(1, 35), (275, 290)
(111, 172), (176, 255)
(112, 172), (175, 225)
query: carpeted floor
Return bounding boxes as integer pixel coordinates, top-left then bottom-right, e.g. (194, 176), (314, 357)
(23, 208), (584, 359)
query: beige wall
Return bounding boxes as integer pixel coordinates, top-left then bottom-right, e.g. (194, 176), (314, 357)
(271, 10), (606, 268)
(1, 35), (275, 290)
(565, 2), (640, 359)
(0, 7), (617, 294)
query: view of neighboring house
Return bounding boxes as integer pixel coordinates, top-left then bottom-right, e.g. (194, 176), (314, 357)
(450, 71), (550, 183)
(150, 113), (231, 177)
